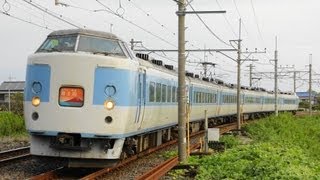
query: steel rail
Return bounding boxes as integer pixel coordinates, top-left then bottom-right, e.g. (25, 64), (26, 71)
(80, 131), (204, 180)
(0, 146), (31, 165)
(135, 122), (240, 179)
(29, 131), (204, 180)
(30, 167), (63, 180)
(136, 143), (201, 180)
(30, 121), (241, 179)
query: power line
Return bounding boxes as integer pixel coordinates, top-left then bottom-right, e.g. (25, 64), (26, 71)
(96, 0), (177, 48)
(232, 0), (249, 36)
(9, 0), (65, 29)
(250, 0), (266, 48)
(127, 0), (176, 36)
(187, 1), (231, 47)
(22, 0), (84, 28)
(0, 10), (53, 30)
(215, 0), (237, 38)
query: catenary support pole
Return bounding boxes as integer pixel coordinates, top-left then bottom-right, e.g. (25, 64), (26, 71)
(248, 64), (253, 87)
(293, 71), (296, 93)
(236, 19), (242, 130)
(204, 110), (208, 153)
(177, 0), (187, 162)
(274, 37), (279, 116)
(309, 54), (312, 116)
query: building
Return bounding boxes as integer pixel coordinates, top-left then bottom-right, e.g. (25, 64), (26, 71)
(296, 92), (318, 105)
(0, 81), (25, 105)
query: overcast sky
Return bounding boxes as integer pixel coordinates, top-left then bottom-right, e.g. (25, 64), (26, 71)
(0, 0), (319, 92)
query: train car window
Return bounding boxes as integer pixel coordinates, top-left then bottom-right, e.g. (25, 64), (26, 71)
(77, 35), (126, 58)
(37, 35), (77, 53)
(156, 83), (161, 102)
(149, 82), (155, 102)
(172, 86), (176, 102)
(167, 86), (172, 102)
(0, 94), (4, 101)
(162, 84), (167, 102)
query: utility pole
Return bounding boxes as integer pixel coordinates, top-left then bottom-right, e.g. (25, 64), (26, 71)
(130, 39), (142, 50)
(273, 37), (279, 116)
(236, 19), (242, 130)
(8, 75), (14, 112)
(175, 2), (227, 162)
(293, 71), (296, 93)
(228, 19), (264, 130)
(177, 0), (187, 162)
(200, 62), (216, 78)
(247, 64), (254, 87)
(309, 54), (312, 116)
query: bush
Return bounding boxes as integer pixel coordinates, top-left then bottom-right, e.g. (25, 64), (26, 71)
(219, 135), (240, 149)
(0, 112), (26, 137)
(11, 93), (24, 116)
(188, 113), (320, 179)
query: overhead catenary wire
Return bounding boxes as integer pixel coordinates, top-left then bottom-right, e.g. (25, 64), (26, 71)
(215, 0), (237, 38)
(0, 9), (54, 30)
(127, 0), (176, 36)
(186, 1), (232, 47)
(232, 0), (249, 36)
(250, 0), (266, 49)
(8, 0), (65, 29)
(96, 0), (177, 48)
(22, 0), (84, 28)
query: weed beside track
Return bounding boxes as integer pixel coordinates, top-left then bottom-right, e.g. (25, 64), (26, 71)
(188, 114), (320, 179)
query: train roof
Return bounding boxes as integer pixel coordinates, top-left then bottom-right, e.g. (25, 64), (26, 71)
(48, 29), (121, 41)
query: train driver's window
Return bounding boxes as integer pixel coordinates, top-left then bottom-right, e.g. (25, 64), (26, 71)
(37, 35), (77, 52)
(78, 36), (126, 57)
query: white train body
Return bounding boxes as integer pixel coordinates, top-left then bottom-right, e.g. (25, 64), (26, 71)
(24, 29), (299, 166)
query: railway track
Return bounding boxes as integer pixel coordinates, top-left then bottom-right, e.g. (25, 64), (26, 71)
(31, 122), (239, 179)
(30, 131), (204, 180)
(0, 146), (31, 165)
(136, 122), (240, 179)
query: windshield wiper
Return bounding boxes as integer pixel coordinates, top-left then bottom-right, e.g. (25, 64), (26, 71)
(39, 47), (62, 52)
(49, 47), (62, 52)
(92, 51), (109, 56)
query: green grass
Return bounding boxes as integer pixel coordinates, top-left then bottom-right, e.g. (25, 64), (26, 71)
(188, 114), (320, 179)
(0, 112), (27, 137)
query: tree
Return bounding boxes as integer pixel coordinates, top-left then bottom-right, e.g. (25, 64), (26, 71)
(11, 93), (24, 116)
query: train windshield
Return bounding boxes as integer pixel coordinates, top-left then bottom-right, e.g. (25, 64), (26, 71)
(37, 36), (77, 52)
(77, 35), (126, 57)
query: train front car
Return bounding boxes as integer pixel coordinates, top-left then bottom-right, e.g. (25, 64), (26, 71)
(24, 29), (140, 167)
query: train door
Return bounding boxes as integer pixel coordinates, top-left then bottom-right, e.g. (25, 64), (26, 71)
(135, 69), (146, 125)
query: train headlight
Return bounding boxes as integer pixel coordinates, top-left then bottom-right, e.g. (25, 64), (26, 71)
(104, 100), (115, 110)
(32, 96), (41, 107)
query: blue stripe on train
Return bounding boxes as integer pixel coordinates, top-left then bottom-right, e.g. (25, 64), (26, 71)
(93, 67), (138, 106)
(24, 64), (51, 102)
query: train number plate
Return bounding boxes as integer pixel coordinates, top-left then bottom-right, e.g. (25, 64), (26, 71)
(59, 87), (84, 107)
